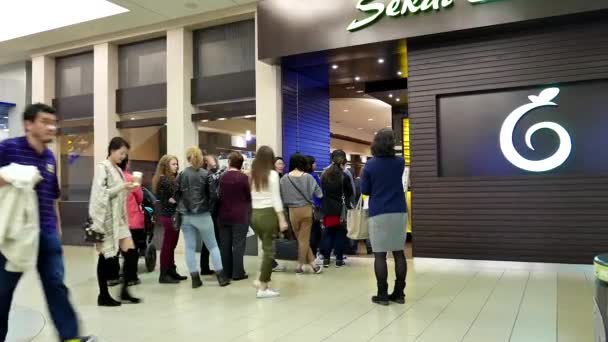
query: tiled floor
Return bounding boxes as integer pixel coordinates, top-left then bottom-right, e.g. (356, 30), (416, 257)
(7, 247), (596, 342)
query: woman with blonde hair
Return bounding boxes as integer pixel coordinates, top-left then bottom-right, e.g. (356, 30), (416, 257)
(250, 146), (289, 299)
(174, 146), (230, 288)
(152, 154), (187, 284)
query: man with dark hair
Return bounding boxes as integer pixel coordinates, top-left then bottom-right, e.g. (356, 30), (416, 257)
(0, 103), (95, 342)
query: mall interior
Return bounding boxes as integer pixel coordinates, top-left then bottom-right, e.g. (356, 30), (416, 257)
(1, 0), (608, 341)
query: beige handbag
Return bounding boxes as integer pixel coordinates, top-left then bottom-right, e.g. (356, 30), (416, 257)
(347, 197), (369, 240)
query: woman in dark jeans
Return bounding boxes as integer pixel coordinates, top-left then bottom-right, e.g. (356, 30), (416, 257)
(306, 155), (323, 261)
(321, 152), (353, 268)
(362, 128), (407, 306)
(218, 152), (252, 281)
(152, 154), (187, 284)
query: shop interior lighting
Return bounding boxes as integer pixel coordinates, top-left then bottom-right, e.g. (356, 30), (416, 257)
(355, 76), (361, 81)
(332, 64), (339, 69)
(0, 0), (129, 42)
(378, 58), (385, 64)
(368, 118), (374, 121)
(389, 94), (394, 98)
(396, 98), (401, 102)
(397, 71), (403, 76)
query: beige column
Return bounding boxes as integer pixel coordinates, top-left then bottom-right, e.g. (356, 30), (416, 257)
(93, 43), (119, 166)
(31, 56), (59, 163)
(166, 27), (197, 166)
(167, 28), (197, 256)
(255, 17), (282, 155)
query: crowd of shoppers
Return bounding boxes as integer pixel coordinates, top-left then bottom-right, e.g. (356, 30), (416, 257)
(0, 102), (408, 342)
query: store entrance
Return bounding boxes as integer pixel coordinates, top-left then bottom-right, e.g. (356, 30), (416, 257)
(282, 40), (412, 258)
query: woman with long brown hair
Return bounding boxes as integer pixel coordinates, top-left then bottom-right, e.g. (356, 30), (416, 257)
(152, 154), (187, 284)
(250, 146), (288, 299)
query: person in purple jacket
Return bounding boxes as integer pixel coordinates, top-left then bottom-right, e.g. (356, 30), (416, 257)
(218, 152), (252, 281)
(361, 128), (408, 306)
(0, 103), (95, 342)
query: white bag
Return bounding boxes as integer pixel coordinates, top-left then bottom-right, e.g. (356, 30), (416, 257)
(347, 197), (369, 240)
(247, 226), (255, 238)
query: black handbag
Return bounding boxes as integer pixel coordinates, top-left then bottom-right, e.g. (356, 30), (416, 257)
(273, 238), (298, 261)
(83, 218), (104, 243)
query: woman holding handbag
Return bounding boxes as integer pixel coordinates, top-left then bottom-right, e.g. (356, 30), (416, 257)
(89, 137), (142, 307)
(280, 153), (323, 274)
(250, 146), (289, 299)
(152, 154), (187, 284)
(320, 152), (354, 268)
(361, 128), (408, 306)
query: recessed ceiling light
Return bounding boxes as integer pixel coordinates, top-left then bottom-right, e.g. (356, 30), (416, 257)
(396, 98), (401, 102)
(357, 128), (363, 130)
(355, 76), (361, 81)
(389, 94), (393, 98)
(130, 117), (135, 121)
(201, 120), (209, 123)
(397, 71), (403, 76)
(368, 118), (374, 121)
(332, 64), (339, 70)
(0, 0), (129, 43)
(344, 109), (349, 112)
(378, 58), (385, 64)
(218, 118), (227, 121)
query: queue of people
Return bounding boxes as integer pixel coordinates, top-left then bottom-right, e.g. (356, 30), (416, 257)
(0, 102), (408, 341)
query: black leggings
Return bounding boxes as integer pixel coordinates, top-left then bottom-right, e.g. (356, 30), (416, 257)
(374, 251), (407, 285)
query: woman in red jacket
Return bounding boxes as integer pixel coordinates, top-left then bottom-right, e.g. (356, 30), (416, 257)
(119, 157), (144, 285)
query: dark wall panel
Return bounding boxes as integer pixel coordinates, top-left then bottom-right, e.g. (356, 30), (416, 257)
(282, 68), (330, 170)
(408, 18), (608, 264)
(53, 94), (93, 120)
(116, 83), (166, 114)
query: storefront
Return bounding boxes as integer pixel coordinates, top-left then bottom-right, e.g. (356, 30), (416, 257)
(257, 0), (608, 263)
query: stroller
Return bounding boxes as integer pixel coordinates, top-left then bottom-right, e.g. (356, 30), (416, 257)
(134, 187), (158, 273)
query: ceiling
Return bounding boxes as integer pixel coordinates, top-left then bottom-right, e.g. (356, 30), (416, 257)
(0, 0), (256, 65)
(331, 98), (392, 142)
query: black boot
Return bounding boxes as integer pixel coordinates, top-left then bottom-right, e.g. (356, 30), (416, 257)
(389, 280), (406, 304)
(216, 271), (231, 287)
(97, 254), (121, 307)
(159, 268), (180, 284)
(371, 282), (389, 306)
(169, 265), (188, 281)
(191, 273), (203, 289)
(120, 249), (142, 304)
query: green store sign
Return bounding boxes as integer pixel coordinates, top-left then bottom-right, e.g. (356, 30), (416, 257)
(347, 0), (503, 32)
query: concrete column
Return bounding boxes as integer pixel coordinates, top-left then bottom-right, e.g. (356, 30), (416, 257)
(255, 16), (282, 156)
(31, 56), (59, 163)
(166, 28), (197, 166)
(167, 28), (197, 255)
(93, 43), (119, 166)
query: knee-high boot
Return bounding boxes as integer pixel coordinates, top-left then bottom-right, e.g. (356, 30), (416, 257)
(120, 249), (142, 304)
(97, 254), (121, 307)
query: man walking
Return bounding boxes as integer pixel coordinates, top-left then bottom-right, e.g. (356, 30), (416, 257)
(0, 103), (95, 342)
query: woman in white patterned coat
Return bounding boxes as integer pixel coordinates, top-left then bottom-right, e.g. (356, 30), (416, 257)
(89, 137), (142, 307)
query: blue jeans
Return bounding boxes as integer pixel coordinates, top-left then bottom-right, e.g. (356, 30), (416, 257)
(0, 233), (79, 341)
(182, 213), (223, 274)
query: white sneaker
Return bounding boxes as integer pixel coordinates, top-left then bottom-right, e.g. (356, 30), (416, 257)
(315, 256), (324, 266)
(272, 264), (286, 272)
(257, 288), (280, 299)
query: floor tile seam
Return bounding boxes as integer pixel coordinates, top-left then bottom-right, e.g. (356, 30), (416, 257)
(507, 271), (532, 342)
(411, 270), (482, 342)
(459, 270), (507, 342)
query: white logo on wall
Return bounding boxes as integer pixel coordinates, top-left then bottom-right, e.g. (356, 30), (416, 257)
(499, 88), (572, 172)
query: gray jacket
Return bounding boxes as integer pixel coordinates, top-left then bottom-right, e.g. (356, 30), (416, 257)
(176, 167), (211, 215)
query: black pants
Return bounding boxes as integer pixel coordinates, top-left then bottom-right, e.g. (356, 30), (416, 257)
(219, 223), (248, 279)
(321, 224), (347, 261)
(200, 214), (220, 272)
(310, 219), (322, 257)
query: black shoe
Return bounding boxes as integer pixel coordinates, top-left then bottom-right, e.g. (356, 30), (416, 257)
(159, 271), (180, 284)
(169, 266), (188, 281)
(232, 274), (249, 281)
(191, 273), (203, 288)
(336, 260), (346, 268)
(388, 293), (406, 305)
(97, 294), (121, 307)
(217, 271), (231, 287)
(120, 289), (142, 304)
(371, 295), (390, 306)
(200, 269), (215, 276)
(323, 259), (330, 268)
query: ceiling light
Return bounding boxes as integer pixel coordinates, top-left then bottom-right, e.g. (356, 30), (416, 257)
(355, 76), (361, 81)
(378, 58), (385, 64)
(332, 64), (339, 70)
(368, 118), (374, 121)
(397, 71), (403, 76)
(344, 109), (349, 112)
(0, 0), (129, 43)
(389, 94), (394, 98)
(396, 98), (401, 102)
(356, 90), (364, 93)
(130, 117), (135, 121)
(218, 118), (227, 121)
(201, 120), (209, 123)
(357, 128), (363, 130)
